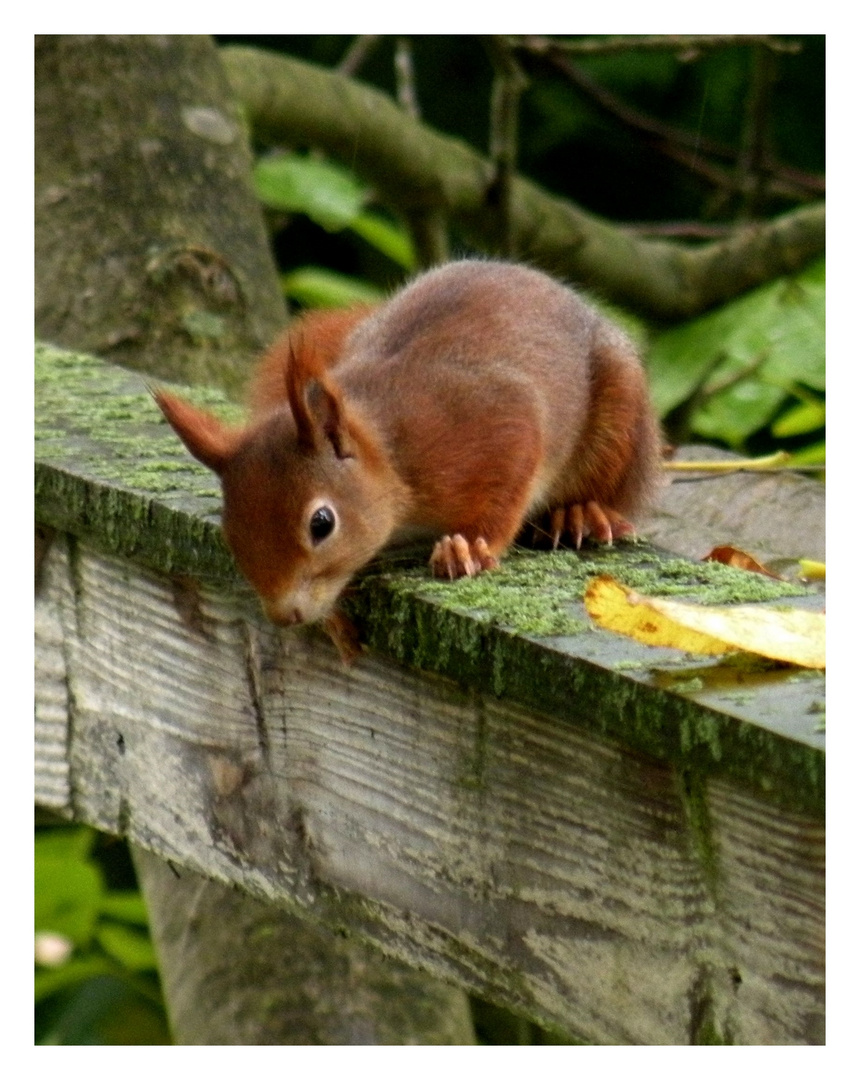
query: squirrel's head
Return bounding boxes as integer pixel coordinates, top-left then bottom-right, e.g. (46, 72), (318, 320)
(154, 367), (406, 625)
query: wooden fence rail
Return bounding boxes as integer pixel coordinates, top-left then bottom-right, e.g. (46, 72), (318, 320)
(35, 342), (825, 1044)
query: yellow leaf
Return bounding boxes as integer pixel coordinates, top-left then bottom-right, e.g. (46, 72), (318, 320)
(798, 559), (826, 581)
(584, 576), (825, 669)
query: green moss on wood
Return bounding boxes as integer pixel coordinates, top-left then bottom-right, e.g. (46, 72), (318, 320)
(677, 769), (720, 896)
(35, 341), (242, 581)
(347, 575), (824, 816)
(369, 545), (805, 641)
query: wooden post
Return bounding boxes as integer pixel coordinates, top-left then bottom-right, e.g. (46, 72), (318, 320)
(131, 849), (475, 1044)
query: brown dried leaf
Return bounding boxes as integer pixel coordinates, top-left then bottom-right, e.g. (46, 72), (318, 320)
(704, 545), (782, 579)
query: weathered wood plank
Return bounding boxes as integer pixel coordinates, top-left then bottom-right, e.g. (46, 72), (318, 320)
(34, 342), (825, 1043)
(35, 532), (824, 1043)
(640, 444), (825, 567)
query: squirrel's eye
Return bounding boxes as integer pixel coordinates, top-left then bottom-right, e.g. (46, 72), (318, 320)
(309, 505), (336, 544)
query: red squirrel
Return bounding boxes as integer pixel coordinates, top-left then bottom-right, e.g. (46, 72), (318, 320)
(155, 260), (662, 629)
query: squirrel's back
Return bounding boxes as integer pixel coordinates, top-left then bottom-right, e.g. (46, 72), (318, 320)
(337, 260), (659, 522)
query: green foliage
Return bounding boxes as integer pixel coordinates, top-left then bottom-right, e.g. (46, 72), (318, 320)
(348, 212), (415, 271)
(648, 258), (825, 454)
(771, 395), (826, 439)
(280, 267), (385, 308)
(260, 137), (826, 458)
(34, 826), (170, 1044)
(254, 151), (414, 308)
(255, 152), (368, 231)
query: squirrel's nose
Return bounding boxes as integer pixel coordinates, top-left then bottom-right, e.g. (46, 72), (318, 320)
(264, 598), (304, 626)
(263, 580), (340, 627)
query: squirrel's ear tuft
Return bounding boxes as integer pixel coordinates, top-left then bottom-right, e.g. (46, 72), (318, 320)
(307, 378), (356, 460)
(152, 389), (238, 475)
(283, 329), (355, 459)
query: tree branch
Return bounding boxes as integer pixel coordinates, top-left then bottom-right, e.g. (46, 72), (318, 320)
(337, 35), (381, 77)
(394, 36), (420, 118)
(483, 36), (528, 256)
(512, 35), (802, 58)
(221, 45), (824, 320)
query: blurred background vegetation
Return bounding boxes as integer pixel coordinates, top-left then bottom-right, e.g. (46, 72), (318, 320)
(35, 33), (824, 1044)
(35, 817), (169, 1044)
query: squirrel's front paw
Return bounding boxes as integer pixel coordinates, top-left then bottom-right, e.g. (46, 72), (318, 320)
(430, 534), (499, 579)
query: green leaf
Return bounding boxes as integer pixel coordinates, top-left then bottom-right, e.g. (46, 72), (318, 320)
(281, 267), (385, 308)
(787, 440), (826, 466)
(37, 972), (169, 1044)
(254, 153), (415, 268)
(691, 378), (785, 448)
(771, 399), (826, 438)
(647, 257), (825, 445)
(96, 924), (158, 971)
(759, 271), (825, 390)
(254, 153), (367, 231)
(35, 856), (103, 946)
(99, 891), (150, 926)
(35, 826), (97, 863)
(350, 211), (416, 269)
(35, 956), (115, 1004)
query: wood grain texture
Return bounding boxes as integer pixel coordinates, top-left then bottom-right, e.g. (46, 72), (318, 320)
(35, 534), (824, 1044)
(34, 561), (72, 811)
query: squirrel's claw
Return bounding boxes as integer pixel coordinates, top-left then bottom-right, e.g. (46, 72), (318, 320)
(430, 534), (499, 579)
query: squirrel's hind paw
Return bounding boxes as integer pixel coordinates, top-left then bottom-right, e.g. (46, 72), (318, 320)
(545, 502), (636, 549)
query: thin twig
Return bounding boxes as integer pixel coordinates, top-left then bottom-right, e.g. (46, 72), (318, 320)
(513, 35), (802, 57)
(665, 450), (791, 472)
(737, 44), (776, 218)
(406, 207), (449, 268)
(660, 141), (817, 203)
(665, 449), (826, 476)
(392, 39), (447, 265)
(705, 349), (771, 398)
(483, 36), (528, 256)
(394, 37), (420, 119)
(668, 465), (825, 480)
(664, 349), (772, 444)
(662, 350), (731, 443)
(338, 35), (381, 77)
(537, 48), (823, 201)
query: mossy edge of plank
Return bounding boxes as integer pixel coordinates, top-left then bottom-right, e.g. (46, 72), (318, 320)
(35, 341), (824, 816)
